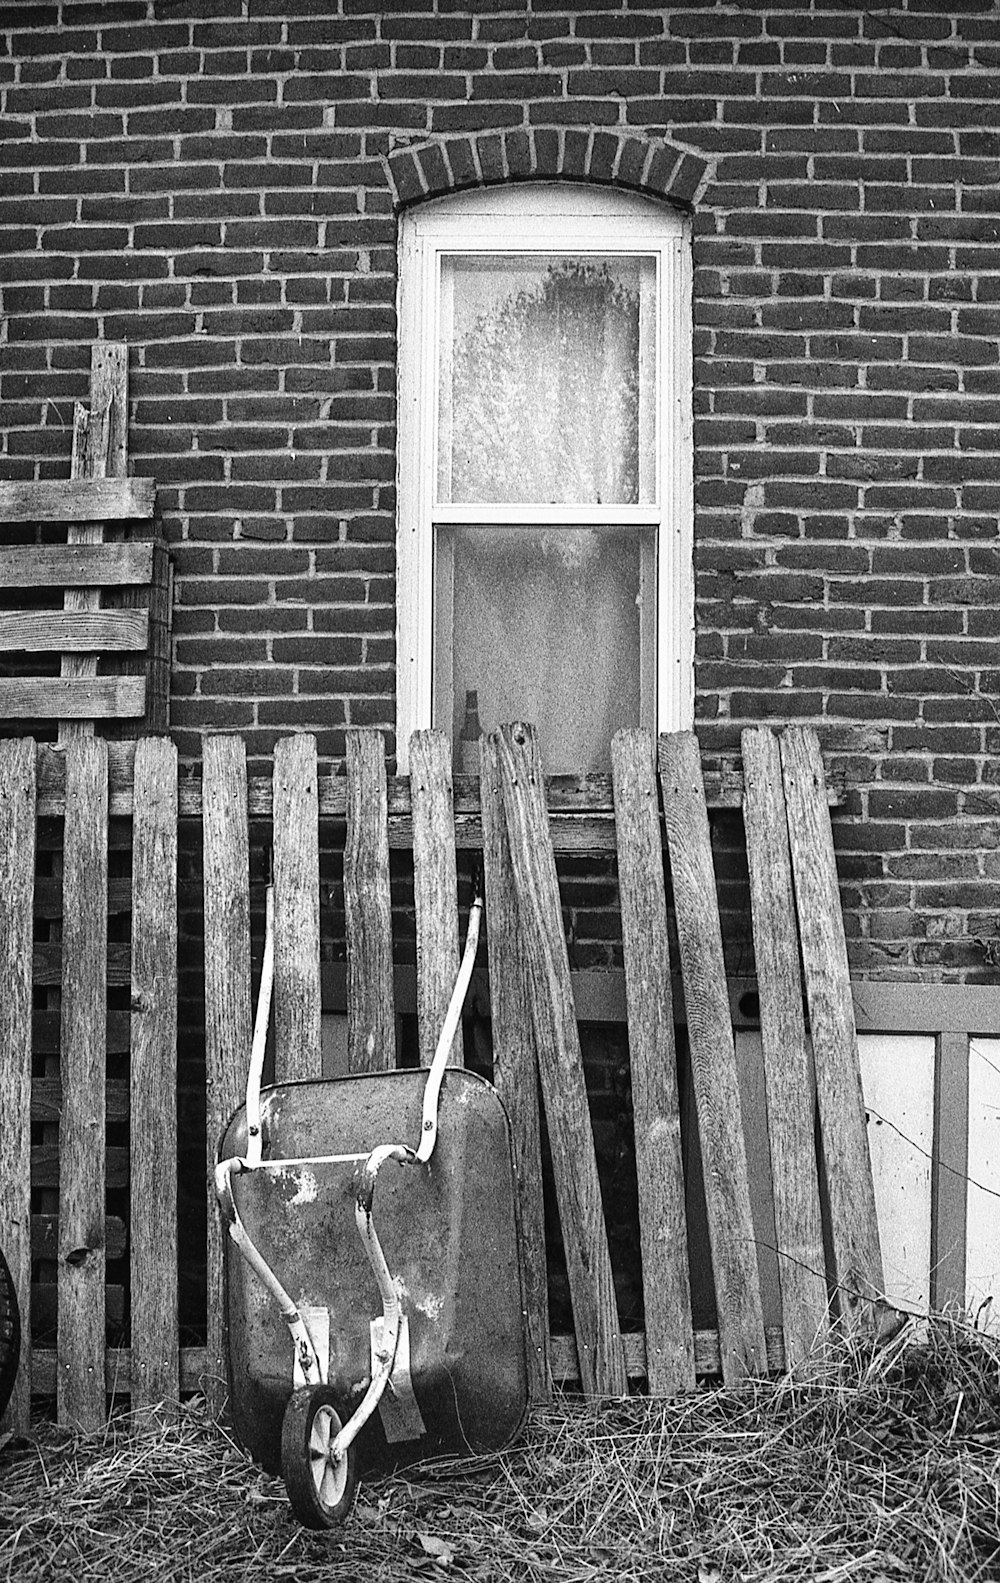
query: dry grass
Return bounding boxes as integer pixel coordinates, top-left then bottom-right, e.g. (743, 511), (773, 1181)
(2, 1315), (1000, 1582)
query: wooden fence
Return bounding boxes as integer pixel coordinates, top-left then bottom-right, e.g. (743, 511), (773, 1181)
(2, 726), (1000, 1434)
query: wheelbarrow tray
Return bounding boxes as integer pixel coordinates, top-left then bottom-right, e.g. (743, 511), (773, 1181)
(219, 1066), (528, 1479)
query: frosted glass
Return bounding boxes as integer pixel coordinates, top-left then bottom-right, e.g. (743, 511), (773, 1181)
(435, 526), (649, 774)
(438, 255), (655, 506)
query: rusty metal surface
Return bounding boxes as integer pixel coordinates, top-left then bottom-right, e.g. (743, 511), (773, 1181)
(219, 1067), (528, 1477)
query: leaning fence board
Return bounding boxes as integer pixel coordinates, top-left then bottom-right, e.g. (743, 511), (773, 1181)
(741, 726), (828, 1365)
(57, 738), (108, 1429)
(0, 610), (149, 654)
(0, 740), (36, 1433)
(0, 543), (156, 590)
(272, 734), (322, 1083)
(496, 722), (626, 1398)
(202, 736), (253, 1417)
(658, 731), (767, 1385)
(344, 730), (395, 1074)
(480, 733), (551, 1404)
(780, 726), (886, 1329)
(0, 677), (146, 720)
(409, 729), (464, 1068)
(0, 477), (155, 524)
(129, 737), (179, 1411)
(612, 729), (695, 1396)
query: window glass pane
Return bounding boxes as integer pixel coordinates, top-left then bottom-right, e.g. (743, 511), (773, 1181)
(435, 526), (652, 775)
(438, 255), (656, 507)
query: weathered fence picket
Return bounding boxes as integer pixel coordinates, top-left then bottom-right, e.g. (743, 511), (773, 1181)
(479, 732), (551, 1405)
(410, 729), (464, 1068)
(273, 733), (322, 1084)
(57, 738), (108, 1429)
(129, 736), (179, 1412)
(495, 722), (628, 1399)
(202, 735), (252, 1417)
(344, 728), (395, 1075)
(658, 730), (767, 1386)
(0, 740), (35, 1435)
(611, 728), (695, 1397)
(780, 726), (885, 1328)
(741, 726), (828, 1366)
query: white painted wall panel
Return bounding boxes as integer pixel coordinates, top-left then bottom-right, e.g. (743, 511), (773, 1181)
(966, 1037), (1000, 1330)
(858, 1034), (935, 1313)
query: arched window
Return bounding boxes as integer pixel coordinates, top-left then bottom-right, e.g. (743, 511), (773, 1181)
(396, 184), (693, 774)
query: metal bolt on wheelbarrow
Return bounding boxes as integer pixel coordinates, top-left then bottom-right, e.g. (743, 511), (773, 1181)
(215, 888), (528, 1527)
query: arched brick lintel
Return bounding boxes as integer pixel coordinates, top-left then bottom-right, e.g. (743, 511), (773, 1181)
(385, 129), (710, 212)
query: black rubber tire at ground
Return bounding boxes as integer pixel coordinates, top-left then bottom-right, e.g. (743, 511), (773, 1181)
(0, 1248), (21, 1421)
(280, 1386), (358, 1528)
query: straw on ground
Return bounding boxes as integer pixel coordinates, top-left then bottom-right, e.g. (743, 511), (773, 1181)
(1, 1314), (999, 1582)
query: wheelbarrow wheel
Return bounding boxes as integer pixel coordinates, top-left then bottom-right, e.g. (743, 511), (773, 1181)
(0, 1248), (21, 1421)
(281, 1386), (358, 1528)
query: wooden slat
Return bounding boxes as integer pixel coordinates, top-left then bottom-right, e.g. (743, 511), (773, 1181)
(0, 610), (149, 654)
(0, 677), (146, 720)
(932, 1030), (970, 1312)
(33, 941), (130, 986)
(496, 722), (626, 1398)
(0, 477), (155, 524)
(741, 726), (829, 1364)
(32, 1076), (129, 1123)
(409, 729), (464, 1068)
(658, 731), (767, 1385)
(780, 725), (886, 1329)
(0, 739), (36, 1433)
(272, 734), (321, 1083)
(479, 733), (551, 1404)
(202, 735), (252, 1418)
(549, 1325), (787, 1386)
(57, 738), (108, 1429)
(0, 543), (155, 591)
(33, 1144), (128, 1191)
(344, 729), (395, 1074)
(32, 1013), (130, 1058)
(130, 737), (178, 1411)
(611, 728), (695, 1395)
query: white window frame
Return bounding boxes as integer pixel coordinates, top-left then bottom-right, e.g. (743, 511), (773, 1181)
(395, 183), (694, 772)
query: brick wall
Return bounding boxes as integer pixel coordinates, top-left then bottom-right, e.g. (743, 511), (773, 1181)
(3, 1), (1000, 980)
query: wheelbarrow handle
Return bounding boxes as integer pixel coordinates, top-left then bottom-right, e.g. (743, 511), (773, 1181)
(415, 892), (483, 1165)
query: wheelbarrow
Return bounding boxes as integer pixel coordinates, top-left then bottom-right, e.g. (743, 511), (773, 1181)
(214, 886), (528, 1526)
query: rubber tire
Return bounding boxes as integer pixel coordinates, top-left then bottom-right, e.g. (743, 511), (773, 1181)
(0, 1248), (20, 1422)
(281, 1386), (358, 1528)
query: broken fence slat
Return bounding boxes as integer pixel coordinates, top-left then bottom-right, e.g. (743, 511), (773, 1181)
(202, 735), (253, 1418)
(57, 738), (108, 1429)
(496, 722), (626, 1399)
(780, 726), (886, 1328)
(741, 726), (829, 1365)
(345, 729), (395, 1074)
(130, 736), (179, 1412)
(611, 728), (695, 1396)
(273, 734), (322, 1083)
(0, 739), (36, 1434)
(479, 733), (551, 1405)
(658, 730), (767, 1386)
(409, 729), (464, 1068)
